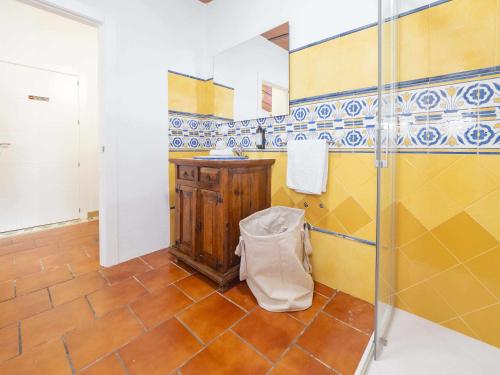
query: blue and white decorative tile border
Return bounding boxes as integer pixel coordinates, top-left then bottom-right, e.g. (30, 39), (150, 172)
(169, 71), (500, 153)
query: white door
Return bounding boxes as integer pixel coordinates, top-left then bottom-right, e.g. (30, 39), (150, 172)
(0, 62), (80, 232)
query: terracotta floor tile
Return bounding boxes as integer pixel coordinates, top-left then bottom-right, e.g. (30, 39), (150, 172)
(271, 346), (332, 375)
(140, 248), (175, 268)
(59, 234), (98, 248)
(0, 259), (41, 283)
(233, 307), (305, 362)
(49, 272), (108, 306)
(0, 241), (35, 257)
(182, 331), (271, 375)
(35, 236), (60, 247)
(119, 318), (202, 375)
(16, 267), (73, 295)
(41, 248), (89, 269)
(288, 292), (328, 324)
(79, 353), (126, 375)
(0, 289), (51, 328)
(65, 307), (144, 370)
(222, 281), (258, 311)
(175, 273), (217, 301)
(102, 258), (151, 285)
(297, 313), (370, 375)
(22, 298), (94, 350)
(70, 258), (101, 276)
(0, 339), (71, 375)
(0, 323), (19, 362)
(178, 293), (245, 343)
(14, 244), (62, 265)
(324, 291), (374, 334)
(135, 262), (189, 291)
(130, 285), (192, 328)
(0, 237), (13, 247)
(314, 281), (335, 298)
(0, 280), (15, 302)
(82, 244), (99, 259)
(87, 278), (147, 317)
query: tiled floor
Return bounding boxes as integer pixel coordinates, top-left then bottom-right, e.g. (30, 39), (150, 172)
(0, 221), (374, 375)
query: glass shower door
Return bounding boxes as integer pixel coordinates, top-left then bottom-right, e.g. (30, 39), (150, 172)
(374, 0), (398, 360)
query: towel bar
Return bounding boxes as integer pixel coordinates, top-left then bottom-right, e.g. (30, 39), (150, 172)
(305, 223), (376, 247)
(277, 139), (334, 147)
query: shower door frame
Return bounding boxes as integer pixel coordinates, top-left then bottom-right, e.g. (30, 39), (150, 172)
(374, 0), (398, 361)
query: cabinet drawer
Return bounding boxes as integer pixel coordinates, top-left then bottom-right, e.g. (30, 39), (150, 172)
(178, 166), (196, 181)
(199, 167), (220, 185)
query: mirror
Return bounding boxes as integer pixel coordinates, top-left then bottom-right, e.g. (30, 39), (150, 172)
(213, 22), (289, 122)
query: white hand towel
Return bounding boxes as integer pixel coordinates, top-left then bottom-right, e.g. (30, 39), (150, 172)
(286, 140), (329, 195)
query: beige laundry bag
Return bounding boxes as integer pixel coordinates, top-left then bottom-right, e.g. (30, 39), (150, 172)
(235, 206), (314, 312)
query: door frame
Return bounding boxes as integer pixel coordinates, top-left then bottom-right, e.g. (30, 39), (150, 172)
(20, 0), (119, 266)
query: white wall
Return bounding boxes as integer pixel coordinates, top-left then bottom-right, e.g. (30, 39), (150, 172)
(29, 0), (207, 265)
(214, 35), (288, 121)
(0, 0), (99, 218)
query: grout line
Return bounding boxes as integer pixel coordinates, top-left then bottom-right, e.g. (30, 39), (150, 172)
(174, 304), (257, 373)
(126, 305), (148, 332)
(229, 327), (275, 366)
(293, 344), (336, 372)
(136, 256), (154, 270)
(171, 283), (197, 303)
(115, 352), (131, 375)
(216, 291), (248, 312)
(17, 321), (22, 355)
(61, 336), (76, 375)
(132, 275), (152, 294)
(321, 310), (371, 336)
(47, 288), (54, 308)
(175, 316), (205, 346)
(84, 295), (97, 319)
(274, 290), (338, 368)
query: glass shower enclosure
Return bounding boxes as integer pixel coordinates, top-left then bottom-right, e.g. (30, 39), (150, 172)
(374, 0), (398, 360)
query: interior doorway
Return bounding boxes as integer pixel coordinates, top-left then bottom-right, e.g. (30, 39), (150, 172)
(0, 0), (99, 235)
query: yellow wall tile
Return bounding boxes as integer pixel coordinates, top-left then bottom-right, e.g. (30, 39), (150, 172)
(466, 189), (500, 242)
(331, 197), (371, 234)
(400, 232), (458, 283)
(402, 181), (462, 230)
(441, 318), (478, 340)
(462, 303), (500, 348)
(396, 203), (427, 247)
(290, 27), (377, 100)
(311, 232), (375, 303)
(429, 265), (497, 315)
(397, 280), (457, 323)
(398, 5), (429, 82)
(431, 156), (500, 208)
(213, 83), (234, 120)
(428, 0), (497, 76)
(431, 212), (499, 261)
(465, 246), (500, 300)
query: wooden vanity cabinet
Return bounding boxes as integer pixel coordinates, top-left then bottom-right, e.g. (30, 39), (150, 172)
(169, 158), (275, 289)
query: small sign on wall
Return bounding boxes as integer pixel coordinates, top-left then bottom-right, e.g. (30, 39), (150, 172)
(28, 95), (49, 102)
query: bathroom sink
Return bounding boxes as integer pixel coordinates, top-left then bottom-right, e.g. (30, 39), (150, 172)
(192, 156), (248, 160)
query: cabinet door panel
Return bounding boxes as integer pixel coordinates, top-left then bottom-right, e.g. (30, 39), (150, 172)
(175, 185), (196, 257)
(196, 189), (223, 269)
